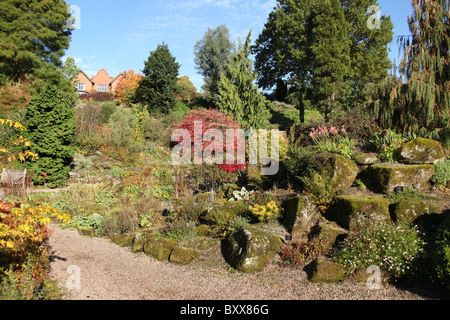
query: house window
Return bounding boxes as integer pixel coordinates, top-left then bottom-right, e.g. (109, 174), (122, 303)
(77, 83), (85, 91)
(97, 84), (107, 92)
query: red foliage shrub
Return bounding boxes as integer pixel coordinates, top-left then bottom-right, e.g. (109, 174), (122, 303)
(171, 109), (246, 172)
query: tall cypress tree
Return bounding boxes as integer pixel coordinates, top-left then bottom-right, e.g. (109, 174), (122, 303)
(367, 0), (449, 144)
(136, 43), (180, 114)
(217, 31), (271, 130)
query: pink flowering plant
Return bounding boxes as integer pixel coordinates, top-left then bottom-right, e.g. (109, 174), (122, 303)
(309, 124), (356, 158)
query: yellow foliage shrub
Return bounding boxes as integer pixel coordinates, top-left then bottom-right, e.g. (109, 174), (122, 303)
(0, 202), (71, 273)
(248, 200), (280, 222)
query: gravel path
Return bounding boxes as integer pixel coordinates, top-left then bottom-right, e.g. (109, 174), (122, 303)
(47, 224), (446, 301)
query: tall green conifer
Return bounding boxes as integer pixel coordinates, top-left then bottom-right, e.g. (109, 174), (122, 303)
(135, 43), (180, 114)
(217, 31), (271, 130)
(25, 83), (76, 188)
(0, 0), (72, 83)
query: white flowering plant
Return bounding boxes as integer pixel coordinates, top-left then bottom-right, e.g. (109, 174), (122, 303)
(333, 222), (426, 279)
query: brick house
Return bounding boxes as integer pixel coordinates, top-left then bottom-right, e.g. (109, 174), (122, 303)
(74, 69), (124, 95)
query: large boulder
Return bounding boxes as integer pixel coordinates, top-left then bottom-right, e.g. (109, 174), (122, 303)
(399, 138), (446, 164)
(392, 200), (442, 224)
(369, 163), (436, 193)
(201, 200), (247, 226)
(222, 225), (283, 273)
(306, 257), (347, 283)
(315, 153), (359, 195)
(143, 237), (177, 261)
(281, 194), (320, 240)
(327, 195), (391, 232)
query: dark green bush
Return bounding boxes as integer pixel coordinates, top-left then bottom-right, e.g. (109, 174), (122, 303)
(25, 83), (77, 188)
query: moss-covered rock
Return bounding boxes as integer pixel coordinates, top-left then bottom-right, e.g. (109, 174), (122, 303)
(131, 231), (156, 253)
(399, 138), (446, 164)
(354, 153), (381, 165)
(315, 153), (359, 195)
(369, 163), (436, 193)
(110, 234), (135, 247)
(327, 195), (391, 232)
(222, 225), (283, 273)
(306, 256), (347, 283)
(281, 194), (320, 238)
(201, 200), (247, 226)
(309, 220), (348, 247)
(143, 237), (177, 261)
(392, 199), (442, 224)
(169, 246), (199, 265)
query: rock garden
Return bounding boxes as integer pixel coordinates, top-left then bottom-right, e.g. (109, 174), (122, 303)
(26, 105), (448, 293)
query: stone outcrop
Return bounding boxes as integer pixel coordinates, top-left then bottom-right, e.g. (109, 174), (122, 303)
(222, 225), (283, 273)
(369, 163), (436, 193)
(143, 237), (177, 261)
(306, 257), (347, 283)
(399, 137), (446, 164)
(391, 199), (442, 224)
(315, 153), (359, 195)
(201, 200), (247, 226)
(169, 246), (199, 265)
(281, 194), (320, 240)
(327, 195), (391, 232)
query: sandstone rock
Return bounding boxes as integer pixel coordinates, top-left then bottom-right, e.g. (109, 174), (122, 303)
(327, 195), (391, 232)
(110, 234), (135, 247)
(307, 256), (347, 283)
(222, 225), (283, 273)
(315, 153), (359, 195)
(201, 200), (247, 226)
(369, 163), (436, 193)
(392, 199), (442, 224)
(354, 153), (380, 165)
(399, 138), (446, 164)
(281, 194), (320, 239)
(143, 237), (177, 261)
(131, 231), (155, 253)
(309, 220), (348, 247)
(169, 246), (199, 265)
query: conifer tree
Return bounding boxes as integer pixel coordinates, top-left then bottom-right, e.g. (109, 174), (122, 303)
(0, 0), (72, 83)
(367, 0), (449, 144)
(310, 0), (351, 120)
(253, 0), (394, 120)
(25, 83), (77, 188)
(217, 31), (271, 130)
(136, 43), (180, 114)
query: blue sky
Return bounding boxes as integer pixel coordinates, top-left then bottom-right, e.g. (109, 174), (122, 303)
(65, 0), (413, 92)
